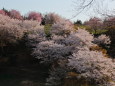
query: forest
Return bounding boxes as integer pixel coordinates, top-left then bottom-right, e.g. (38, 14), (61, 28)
(0, 8), (115, 86)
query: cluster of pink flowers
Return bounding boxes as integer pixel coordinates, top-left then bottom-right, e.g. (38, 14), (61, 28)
(0, 9), (42, 24)
(0, 14), (42, 46)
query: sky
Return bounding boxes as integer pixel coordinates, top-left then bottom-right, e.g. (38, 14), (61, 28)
(0, 0), (115, 22)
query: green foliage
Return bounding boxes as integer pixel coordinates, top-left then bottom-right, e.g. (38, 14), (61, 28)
(74, 24), (108, 35)
(44, 24), (52, 37)
(90, 29), (108, 35)
(74, 25), (86, 30)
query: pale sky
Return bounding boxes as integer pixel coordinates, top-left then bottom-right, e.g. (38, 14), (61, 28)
(0, 0), (115, 22)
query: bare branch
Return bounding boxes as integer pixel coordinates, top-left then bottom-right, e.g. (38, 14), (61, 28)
(71, 0), (115, 19)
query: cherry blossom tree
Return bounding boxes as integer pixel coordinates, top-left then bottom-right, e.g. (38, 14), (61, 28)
(0, 10), (6, 15)
(44, 13), (66, 24)
(27, 11), (42, 23)
(68, 46), (115, 86)
(94, 34), (111, 45)
(9, 9), (22, 20)
(84, 17), (103, 34)
(0, 15), (24, 46)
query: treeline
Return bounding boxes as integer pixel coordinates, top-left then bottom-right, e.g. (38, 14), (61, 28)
(0, 8), (72, 26)
(0, 8), (42, 22)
